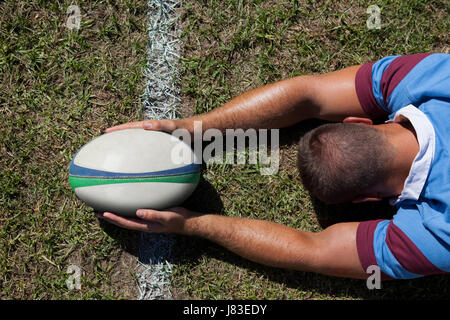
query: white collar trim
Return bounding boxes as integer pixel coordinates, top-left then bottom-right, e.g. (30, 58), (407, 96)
(387, 104), (436, 205)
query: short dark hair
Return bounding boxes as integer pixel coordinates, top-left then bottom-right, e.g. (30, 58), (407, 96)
(297, 123), (394, 204)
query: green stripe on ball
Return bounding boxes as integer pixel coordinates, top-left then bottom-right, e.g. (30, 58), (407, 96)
(69, 172), (201, 191)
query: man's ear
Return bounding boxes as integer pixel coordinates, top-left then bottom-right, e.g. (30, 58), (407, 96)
(343, 117), (374, 125)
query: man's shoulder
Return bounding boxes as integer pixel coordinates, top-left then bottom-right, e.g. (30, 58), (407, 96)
(354, 53), (450, 120)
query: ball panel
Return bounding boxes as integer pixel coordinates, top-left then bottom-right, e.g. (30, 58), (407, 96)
(74, 182), (198, 216)
(73, 129), (196, 173)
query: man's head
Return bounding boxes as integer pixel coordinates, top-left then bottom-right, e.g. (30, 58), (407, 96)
(297, 121), (396, 204)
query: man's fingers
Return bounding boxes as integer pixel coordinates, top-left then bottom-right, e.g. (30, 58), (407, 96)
(136, 209), (167, 222)
(98, 212), (164, 232)
(105, 120), (149, 133)
(105, 119), (176, 133)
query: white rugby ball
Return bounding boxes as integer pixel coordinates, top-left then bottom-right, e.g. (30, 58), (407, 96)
(69, 129), (200, 216)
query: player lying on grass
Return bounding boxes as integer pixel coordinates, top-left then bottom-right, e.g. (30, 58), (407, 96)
(99, 53), (450, 280)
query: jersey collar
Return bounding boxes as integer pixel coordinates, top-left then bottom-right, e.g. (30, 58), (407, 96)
(387, 104), (436, 206)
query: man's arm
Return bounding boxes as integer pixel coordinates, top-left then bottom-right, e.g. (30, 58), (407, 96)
(98, 208), (367, 279)
(106, 65), (367, 134)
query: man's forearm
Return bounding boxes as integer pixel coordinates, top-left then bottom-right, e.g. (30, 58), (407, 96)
(178, 76), (318, 134)
(183, 213), (319, 271)
(177, 65), (364, 134)
(181, 213), (365, 279)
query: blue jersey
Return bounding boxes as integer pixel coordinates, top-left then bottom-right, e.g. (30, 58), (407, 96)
(354, 53), (450, 279)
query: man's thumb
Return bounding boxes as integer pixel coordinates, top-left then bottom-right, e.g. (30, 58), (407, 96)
(136, 209), (164, 221)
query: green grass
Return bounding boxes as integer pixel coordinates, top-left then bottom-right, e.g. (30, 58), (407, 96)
(0, 0), (147, 299)
(1, 0), (449, 300)
(171, 0), (450, 299)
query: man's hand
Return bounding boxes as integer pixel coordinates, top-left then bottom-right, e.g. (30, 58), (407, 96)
(105, 119), (181, 134)
(97, 207), (199, 234)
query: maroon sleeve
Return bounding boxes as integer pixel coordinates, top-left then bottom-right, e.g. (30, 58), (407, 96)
(355, 62), (389, 120)
(378, 53), (433, 107)
(355, 53), (434, 120)
(356, 220), (394, 281)
(385, 221), (444, 276)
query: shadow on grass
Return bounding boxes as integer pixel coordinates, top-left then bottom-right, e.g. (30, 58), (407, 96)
(311, 197), (397, 227)
(182, 173), (225, 215)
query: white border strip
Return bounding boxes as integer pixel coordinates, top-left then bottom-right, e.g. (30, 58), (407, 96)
(137, 0), (182, 300)
(142, 0), (181, 121)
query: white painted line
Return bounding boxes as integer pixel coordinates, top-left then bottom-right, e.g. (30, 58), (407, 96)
(137, 0), (182, 300)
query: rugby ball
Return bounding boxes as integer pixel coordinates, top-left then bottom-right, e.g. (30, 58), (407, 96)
(69, 129), (200, 216)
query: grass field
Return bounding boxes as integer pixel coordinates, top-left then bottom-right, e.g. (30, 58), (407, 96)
(0, 0), (148, 299)
(1, 0), (449, 300)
